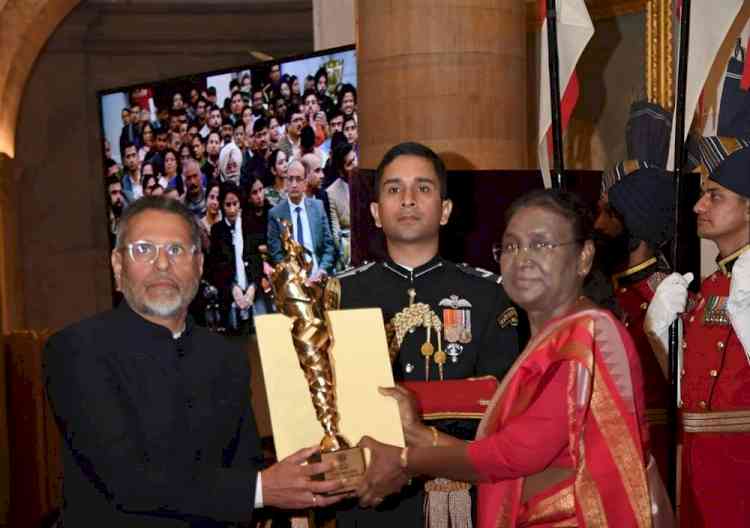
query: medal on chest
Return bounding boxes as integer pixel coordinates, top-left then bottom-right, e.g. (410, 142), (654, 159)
(703, 295), (730, 326)
(439, 294), (473, 363)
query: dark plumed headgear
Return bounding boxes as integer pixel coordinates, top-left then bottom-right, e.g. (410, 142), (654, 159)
(698, 136), (750, 199)
(607, 167), (676, 247)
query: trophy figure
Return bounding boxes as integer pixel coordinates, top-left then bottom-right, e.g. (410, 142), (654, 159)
(269, 221), (365, 489)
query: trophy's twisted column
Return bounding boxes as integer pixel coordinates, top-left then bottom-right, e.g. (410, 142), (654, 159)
(270, 222), (347, 452)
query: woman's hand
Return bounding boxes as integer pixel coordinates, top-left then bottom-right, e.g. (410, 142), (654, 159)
(379, 386), (432, 447)
(356, 436), (410, 508)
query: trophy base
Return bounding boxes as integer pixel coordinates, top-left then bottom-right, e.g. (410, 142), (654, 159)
(309, 446), (366, 495)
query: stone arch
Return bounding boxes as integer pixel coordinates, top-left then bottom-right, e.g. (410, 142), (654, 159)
(0, 0), (80, 157)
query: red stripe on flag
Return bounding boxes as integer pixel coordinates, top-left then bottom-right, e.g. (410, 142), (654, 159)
(561, 72), (579, 129)
(544, 72), (580, 160)
(538, 0), (546, 25)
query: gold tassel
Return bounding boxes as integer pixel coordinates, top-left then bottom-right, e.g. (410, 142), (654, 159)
(424, 478), (472, 528)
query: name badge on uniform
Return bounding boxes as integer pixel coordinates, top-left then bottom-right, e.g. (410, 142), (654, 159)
(439, 295), (472, 363)
(497, 307), (519, 329)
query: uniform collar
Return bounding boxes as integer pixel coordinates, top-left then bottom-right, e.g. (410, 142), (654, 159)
(383, 255), (444, 282)
(611, 256), (660, 289)
(717, 243), (750, 277)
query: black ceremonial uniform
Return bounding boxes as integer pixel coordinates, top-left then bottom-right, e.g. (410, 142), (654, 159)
(339, 255), (519, 386)
(334, 255), (520, 528)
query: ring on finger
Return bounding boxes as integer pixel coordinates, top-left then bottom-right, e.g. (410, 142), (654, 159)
(312, 494), (318, 506)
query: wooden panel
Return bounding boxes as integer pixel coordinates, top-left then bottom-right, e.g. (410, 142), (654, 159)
(526, 0), (647, 27)
(5, 330), (59, 528)
(586, 0), (647, 19)
(357, 0), (527, 170)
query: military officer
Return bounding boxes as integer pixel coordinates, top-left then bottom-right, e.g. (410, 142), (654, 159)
(334, 142), (520, 528)
(594, 166), (675, 482)
(645, 136), (750, 527)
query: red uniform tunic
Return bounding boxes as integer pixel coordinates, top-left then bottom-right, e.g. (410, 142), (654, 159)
(679, 245), (750, 527)
(612, 257), (670, 484)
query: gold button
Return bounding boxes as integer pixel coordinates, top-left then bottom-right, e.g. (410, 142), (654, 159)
(709, 370), (718, 377)
(698, 400), (707, 408)
(717, 342), (725, 350)
(680, 369), (686, 377)
(640, 302), (648, 310)
(625, 321), (630, 327)
(682, 341), (688, 349)
(689, 316), (695, 323)
(620, 287), (627, 293)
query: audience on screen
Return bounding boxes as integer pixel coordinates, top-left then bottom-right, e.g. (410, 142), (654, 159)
(102, 60), (358, 333)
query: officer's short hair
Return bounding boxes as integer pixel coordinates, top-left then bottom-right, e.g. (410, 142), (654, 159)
(375, 142), (448, 200)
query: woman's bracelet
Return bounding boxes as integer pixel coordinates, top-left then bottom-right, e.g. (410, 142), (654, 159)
(399, 446), (409, 470)
(429, 426), (439, 447)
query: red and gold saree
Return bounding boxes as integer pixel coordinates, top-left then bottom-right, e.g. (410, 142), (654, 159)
(467, 307), (669, 527)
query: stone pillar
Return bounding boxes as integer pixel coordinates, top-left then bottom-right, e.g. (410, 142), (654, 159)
(0, 152), (20, 525)
(0, 154), (24, 333)
(356, 0), (527, 170)
(313, 0), (355, 51)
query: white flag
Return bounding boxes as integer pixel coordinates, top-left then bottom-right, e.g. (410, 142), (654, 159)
(537, 0), (594, 188)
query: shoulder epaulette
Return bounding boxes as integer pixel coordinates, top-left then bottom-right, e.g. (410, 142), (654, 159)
(456, 263), (503, 284)
(335, 261), (376, 279)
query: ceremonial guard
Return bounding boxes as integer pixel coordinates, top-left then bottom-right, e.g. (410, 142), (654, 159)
(335, 142), (520, 528)
(646, 137), (750, 527)
(594, 165), (675, 482)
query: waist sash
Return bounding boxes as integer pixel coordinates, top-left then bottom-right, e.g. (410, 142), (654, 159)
(681, 410), (750, 433)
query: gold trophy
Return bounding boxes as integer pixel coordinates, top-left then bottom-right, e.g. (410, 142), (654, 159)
(269, 221), (366, 491)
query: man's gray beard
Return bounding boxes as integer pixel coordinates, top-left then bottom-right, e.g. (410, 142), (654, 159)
(121, 276), (200, 319)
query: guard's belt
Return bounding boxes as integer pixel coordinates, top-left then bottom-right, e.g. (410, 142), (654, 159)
(681, 410), (750, 433)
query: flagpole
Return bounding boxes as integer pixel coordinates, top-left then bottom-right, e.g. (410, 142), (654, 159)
(669, 0), (691, 505)
(546, 0), (566, 190)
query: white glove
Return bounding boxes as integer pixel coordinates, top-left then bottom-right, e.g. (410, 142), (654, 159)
(727, 251), (750, 359)
(645, 272), (694, 336)
(644, 272), (693, 378)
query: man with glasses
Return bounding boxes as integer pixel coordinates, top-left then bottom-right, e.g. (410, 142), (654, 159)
(335, 142), (519, 527)
(183, 160), (207, 219)
(277, 108), (305, 160)
(267, 159), (335, 282)
(44, 197), (349, 526)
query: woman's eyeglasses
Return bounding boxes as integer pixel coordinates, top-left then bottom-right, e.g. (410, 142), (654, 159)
(492, 240), (580, 262)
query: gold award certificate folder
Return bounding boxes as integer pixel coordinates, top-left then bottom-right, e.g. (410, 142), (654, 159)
(255, 308), (405, 460)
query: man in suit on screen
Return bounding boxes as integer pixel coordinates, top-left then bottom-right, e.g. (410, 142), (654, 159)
(267, 159), (336, 282)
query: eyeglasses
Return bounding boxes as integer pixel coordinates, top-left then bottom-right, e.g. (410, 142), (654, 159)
(123, 240), (198, 265)
(492, 240), (580, 262)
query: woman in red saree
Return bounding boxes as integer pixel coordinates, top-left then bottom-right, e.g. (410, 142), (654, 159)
(358, 190), (671, 527)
